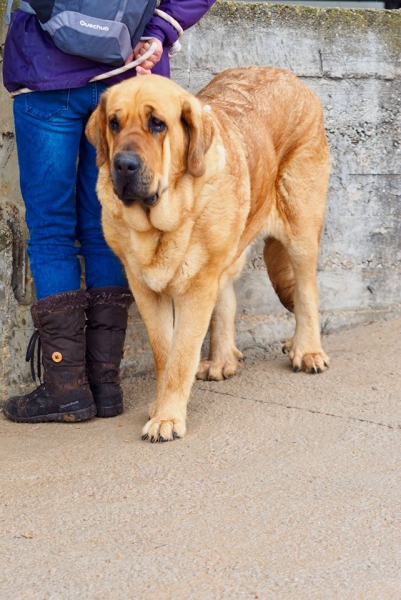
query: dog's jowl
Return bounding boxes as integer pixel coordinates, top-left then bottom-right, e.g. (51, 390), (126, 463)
(86, 66), (330, 442)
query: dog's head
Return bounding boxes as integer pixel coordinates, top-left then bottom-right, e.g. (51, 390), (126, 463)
(86, 75), (214, 216)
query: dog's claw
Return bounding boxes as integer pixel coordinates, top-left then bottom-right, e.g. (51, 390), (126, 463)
(142, 418), (185, 444)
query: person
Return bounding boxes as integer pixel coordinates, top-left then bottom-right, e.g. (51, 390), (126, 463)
(2, 1), (216, 423)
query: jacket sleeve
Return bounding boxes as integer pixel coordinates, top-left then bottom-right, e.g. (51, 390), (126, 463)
(143, 0), (216, 48)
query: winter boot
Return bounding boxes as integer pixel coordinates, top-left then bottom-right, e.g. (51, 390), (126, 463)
(3, 290), (97, 423)
(86, 287), (134, 418)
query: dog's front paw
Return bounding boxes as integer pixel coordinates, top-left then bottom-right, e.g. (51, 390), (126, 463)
(141, 416), (186, 443)
(196, 348), (243, 381)
(282, 340), (329, 373)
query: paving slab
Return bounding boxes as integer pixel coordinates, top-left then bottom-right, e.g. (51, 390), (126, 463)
(1, 318), (400, 599)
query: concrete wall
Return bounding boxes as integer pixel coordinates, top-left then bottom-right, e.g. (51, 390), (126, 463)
(1, 2), (400, 400)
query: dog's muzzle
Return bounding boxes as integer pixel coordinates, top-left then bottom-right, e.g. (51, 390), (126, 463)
(112, 151), (158, 207)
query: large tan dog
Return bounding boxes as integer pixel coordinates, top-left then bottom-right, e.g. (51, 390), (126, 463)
(86, 66), (330, 442)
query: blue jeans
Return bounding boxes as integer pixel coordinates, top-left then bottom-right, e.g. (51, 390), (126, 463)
(13, 83), (128, 301)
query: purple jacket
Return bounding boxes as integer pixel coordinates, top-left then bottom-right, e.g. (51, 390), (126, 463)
(3, 1), (216, 93)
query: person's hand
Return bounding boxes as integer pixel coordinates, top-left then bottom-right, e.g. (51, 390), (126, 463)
(124, 38), (163, 75)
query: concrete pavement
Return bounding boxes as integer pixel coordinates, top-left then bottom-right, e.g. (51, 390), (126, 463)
(1, 318), (401, 599)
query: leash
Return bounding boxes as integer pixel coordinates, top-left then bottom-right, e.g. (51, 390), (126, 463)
(89, 40), (159, 83)
(8, 6), (184, 97)
(89, 7), (184, 82)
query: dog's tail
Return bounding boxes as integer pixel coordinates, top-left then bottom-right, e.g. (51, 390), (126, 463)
(264, 238), (295, 313)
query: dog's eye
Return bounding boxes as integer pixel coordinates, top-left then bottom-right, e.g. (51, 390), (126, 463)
(149, 116), (166, 134)
(109, 117), (119, 133)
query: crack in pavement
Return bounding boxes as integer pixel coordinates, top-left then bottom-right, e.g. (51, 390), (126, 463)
(198, 386), (400, 431)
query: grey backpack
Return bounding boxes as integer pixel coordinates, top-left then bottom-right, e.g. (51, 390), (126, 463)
(16, 0), (158, 66)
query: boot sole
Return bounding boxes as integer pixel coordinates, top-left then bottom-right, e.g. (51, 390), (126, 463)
(96, 403), (123, 418)
(3, 403), (97, 424)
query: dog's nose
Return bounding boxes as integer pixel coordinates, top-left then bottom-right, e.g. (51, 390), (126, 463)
(113, 152), (141, 178)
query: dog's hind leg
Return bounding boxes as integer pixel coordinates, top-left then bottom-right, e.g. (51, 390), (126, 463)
(267, 135), (330, 373)
(264, 238), (295, 314)
(281, 234), (329, 373)
(196, 279), (243, 381)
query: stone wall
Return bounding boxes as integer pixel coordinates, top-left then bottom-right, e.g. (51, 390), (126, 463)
(1, 2), (400, 400)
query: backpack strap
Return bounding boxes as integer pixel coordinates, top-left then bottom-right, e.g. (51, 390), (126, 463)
(5, 0), (14, 24)
(19, 1), (35, 14)
(6, 0), (35, 24)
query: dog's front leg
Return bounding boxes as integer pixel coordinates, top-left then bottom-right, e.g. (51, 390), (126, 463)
(126, 277), (174, 384)
(141, 281), (219, 442)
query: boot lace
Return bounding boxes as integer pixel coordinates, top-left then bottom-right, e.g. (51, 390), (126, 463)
(25, 329), (42, 384)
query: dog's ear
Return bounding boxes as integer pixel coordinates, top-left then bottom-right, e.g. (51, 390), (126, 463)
(86, 92), (109, 168)
(181, 99), (214, 178)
